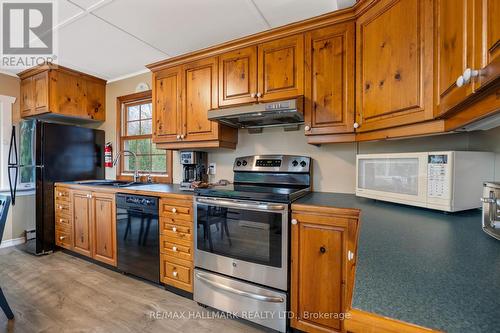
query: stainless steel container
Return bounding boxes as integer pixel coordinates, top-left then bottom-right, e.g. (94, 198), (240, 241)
(481, 182), (500, 240)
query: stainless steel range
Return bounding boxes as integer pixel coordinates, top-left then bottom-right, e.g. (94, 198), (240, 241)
(193, 155), (311, 332)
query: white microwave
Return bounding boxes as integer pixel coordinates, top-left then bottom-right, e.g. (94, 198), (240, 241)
(356, 151), (495, 212)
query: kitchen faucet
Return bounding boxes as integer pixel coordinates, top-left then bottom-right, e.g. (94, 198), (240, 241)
(113, 150), (140, 183)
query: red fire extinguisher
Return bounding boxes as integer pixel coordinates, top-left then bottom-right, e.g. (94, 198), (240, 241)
(105, 142), (113, 168)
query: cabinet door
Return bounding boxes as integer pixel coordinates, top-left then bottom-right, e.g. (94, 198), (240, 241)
(304, 22), (355, 136)
(475, 0), (500, 88)
(85, 79), (106, 121)
(356, 0), (434, 131)
(291, 218), (345, 332)
(49, 70), (86, 117)
(33, 72), (49, 115)
(435, 0), (474, 116)
(182, 57), (219, 141)
(258, 34), (304, 102)
(153, 66), (182, 143)
(20, 77), (34, 117)
(72, 191), (92, 257)
(218, 46), (258, 106)
(92, 192), (116, 266)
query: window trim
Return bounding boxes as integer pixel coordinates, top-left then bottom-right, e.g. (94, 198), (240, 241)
(116, 90), (173, 183)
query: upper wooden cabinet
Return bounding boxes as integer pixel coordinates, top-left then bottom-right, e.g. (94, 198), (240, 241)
(152, 57), (237, 149)
(356, 0), (434, 132)
(436, 0), (500, 116)
(258, 34), (304, 102)
(304, 22), (355, 141)
(18, 65), (106, 122)
(218, 46), (258, 106)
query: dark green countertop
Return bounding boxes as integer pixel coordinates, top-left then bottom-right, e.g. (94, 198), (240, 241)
(295, 193), (500, 333)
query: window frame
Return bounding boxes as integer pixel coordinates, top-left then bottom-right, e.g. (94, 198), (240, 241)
(116, 90), (172, 183)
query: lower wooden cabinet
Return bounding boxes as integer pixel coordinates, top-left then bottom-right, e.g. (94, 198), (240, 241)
(159, 195), (194, 292)
(291, 204), (360, 333)
(55, 186), (117, 267)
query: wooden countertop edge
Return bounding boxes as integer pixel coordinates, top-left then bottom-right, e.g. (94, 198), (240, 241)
(55, 183), (194, 200)
(345, 308), (443, 333)
(291, 202), (361, 218)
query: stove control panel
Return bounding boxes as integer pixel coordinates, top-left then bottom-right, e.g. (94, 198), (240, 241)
(234, 155), (311, 173)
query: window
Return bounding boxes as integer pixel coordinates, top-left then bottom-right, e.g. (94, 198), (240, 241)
(117, 91), (172, 183)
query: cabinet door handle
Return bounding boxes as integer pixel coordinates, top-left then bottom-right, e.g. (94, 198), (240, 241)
(304, 125), (311, 131)
(462, 68), (480, 83)
(176, 135), (181, 140)
(456, 75), (465, 87)
(291, 219), (298, 225)
(180, 134), (185, 139)
(250, 93), (256, 98)
(59, 236), (65, 241)
(171, 208), (177, 213)
(256, 92), (262, 98)
(348, 250), (355, 261)
(353, 122), (360, 129)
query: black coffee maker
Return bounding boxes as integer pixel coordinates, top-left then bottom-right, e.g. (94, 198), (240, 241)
(180, 151), (208, 190)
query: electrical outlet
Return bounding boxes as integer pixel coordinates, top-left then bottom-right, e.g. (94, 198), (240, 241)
(208, 163), (216, 175)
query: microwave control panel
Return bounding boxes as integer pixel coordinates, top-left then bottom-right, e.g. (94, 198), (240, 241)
(427, 154), (450, 198)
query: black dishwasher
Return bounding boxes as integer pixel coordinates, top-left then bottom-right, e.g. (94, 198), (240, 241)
(116, 194), (159, 284)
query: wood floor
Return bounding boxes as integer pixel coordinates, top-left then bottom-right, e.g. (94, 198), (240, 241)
(0, 247), (269, 333)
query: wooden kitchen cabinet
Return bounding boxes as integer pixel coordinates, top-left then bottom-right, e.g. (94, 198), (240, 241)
(55, 186), (117, 266)
(291, 204), (360, 333)
(435, 0), (500, 116)
(304, 22), (355, 143)
(152, 57), (237, 149)
(355, 0), (434, 132)
(258, 34), (304, 102)
(18, 64), (106, 121)
(72, 190), (93, 257)
(218, 46), (258, 106)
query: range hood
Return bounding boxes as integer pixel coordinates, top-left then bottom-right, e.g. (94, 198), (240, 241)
(208, 97), (304, 130)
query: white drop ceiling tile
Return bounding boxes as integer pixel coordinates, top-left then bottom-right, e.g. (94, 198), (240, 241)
(252, 0), (354, 27)
(56, 0), (85, 23)
(93, 0), (269, 56)
(57, 15), (166, 80)
(68, 0), (106, 10)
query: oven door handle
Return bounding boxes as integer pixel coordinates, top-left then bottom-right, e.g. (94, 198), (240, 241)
(196, 197), (285, 211)
(195, 272), (285, 303)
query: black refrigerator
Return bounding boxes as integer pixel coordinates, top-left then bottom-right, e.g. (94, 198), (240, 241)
(7, 120), (105, 255)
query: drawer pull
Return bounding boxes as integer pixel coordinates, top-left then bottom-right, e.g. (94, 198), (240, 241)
(172, 270), (178, 277)
(171, 208), (177, 213)
(59, 219), (64, 223)
(59, 236), (66, 241)
(58, 205), (63, 210)
(58, 192), (62, 196)
(172, 246), (177, 252)
(172, 227), (177, 232)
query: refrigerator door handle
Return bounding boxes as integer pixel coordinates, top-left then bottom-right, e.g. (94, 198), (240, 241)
(7, 126), (18, 205)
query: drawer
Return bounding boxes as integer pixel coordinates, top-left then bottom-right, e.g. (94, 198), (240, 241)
(161, 256), (193, 285)
(160, 235), (193, 261)
(55, 215), (72, 228)
(55, 227), (72, 249)
(55, 188), (71, 202)
(160, 219), (192, 241)
(160, 200), (192, 221)
(55, 201), (71, 216)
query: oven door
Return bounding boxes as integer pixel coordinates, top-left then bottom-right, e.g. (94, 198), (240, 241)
(194, 196), (288, 291)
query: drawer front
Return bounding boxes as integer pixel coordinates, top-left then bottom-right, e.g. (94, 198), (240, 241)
(55, 201), (71, 216)
(160, 200), (192, 220)
(55, 227), (72, 249)
(160, 235), (193, 261)
(55, 188), (71, 202)
(160, 219), (192, 241)
(55, 215), (72, 228)
(160, 255), (192, 291)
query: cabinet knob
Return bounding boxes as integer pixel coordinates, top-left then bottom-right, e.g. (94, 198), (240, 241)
(171, 208), (177, 213)
(172, 227), (177, 232)
(250, 93), (256, 98)
(59, 219), (64, 223)
(172, 246), (177, 252)
(304, 125), (311, 131)
(348, 250), (355, 261)
(463, 68), (480, 83)
(59, 205), (63, 210)
(58, 192), (62, 196)
(256, 92), (262, 98)
(59, 236), (65, 241)
(180, 134), (185, 139)
(176, 135), (181, 140)
(172, 271), (178, 277)
(456, 75), (465, 87)
(291, 219), (298, 225)
(353, 122), (360, 129)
